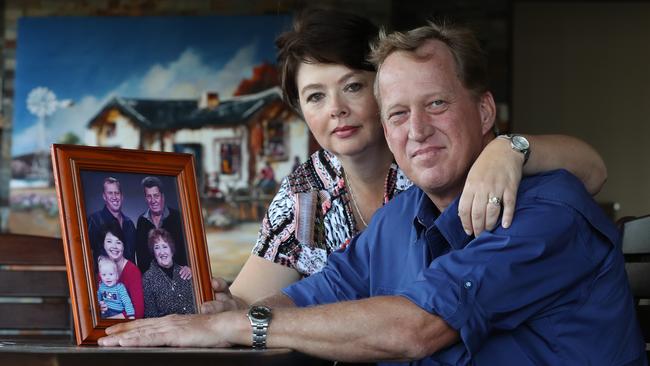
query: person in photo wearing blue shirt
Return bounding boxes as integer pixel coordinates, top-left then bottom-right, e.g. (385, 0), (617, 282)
(97, 256), (135, 320)
(98, 21), (645, 365)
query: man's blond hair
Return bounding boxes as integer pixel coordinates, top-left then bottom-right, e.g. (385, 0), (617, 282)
(370, 20), (488, 101)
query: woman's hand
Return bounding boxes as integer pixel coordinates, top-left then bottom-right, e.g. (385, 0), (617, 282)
(201, 277), (246, 314)
(458, 138), (522, 236)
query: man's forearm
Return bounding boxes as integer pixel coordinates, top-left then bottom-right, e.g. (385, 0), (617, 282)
(232, 295), (458, 363)
(253, 292), (297, 308)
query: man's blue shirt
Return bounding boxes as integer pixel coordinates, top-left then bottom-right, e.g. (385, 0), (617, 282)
(284, 170), (645, 365)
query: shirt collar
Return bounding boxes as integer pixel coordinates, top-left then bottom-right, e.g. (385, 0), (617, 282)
(412, 189), (473, 250)
(144, 206), (170, 225)
(103, 205), (125, 221)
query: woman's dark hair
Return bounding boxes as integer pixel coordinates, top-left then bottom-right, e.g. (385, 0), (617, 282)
(276, 8), (379, 110)
(99, 221), (126, 257)
(147, 228), (176, 257)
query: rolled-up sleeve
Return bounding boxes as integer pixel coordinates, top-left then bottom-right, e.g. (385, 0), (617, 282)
(283, 230), (371, 307)
(396, 199), (610, 356)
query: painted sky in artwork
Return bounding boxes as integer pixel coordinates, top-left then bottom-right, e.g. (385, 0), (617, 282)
(12, 16), (290, 156)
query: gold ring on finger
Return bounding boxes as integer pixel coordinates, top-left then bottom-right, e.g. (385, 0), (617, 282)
(488, 196), (502, 206)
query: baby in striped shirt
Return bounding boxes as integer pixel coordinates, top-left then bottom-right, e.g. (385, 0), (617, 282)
(97, 256), (135, 319)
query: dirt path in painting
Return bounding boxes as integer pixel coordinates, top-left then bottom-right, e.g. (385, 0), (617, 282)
(205, 222), (259, 281)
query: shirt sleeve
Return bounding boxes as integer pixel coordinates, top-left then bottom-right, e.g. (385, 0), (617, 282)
(251, 177), (301, 268)
(283, 230), (371, 307)
(397, 198), (612, 356)
(118, 283), (135, 317)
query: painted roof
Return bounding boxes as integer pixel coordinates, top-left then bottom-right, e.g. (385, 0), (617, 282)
(88, 87), (284, 131)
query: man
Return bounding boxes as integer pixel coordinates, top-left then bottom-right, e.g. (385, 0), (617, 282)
(87, 177), (137, 265)
(135, 176), (190, 279)
(99, 22), (645, 365)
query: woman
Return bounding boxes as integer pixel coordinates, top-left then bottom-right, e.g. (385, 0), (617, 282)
(142, 228), (195, 318)
(204, 9), (607, 310)
(98, 222), (144, 319)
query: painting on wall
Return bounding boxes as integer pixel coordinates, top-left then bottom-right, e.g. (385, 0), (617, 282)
(10, 15), (309, 280)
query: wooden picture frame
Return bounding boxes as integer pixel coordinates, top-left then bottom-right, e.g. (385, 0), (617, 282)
(51, 144), (213, 345)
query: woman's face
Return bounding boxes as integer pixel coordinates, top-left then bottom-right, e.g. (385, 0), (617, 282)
(296, 62), (385, 158)
(153, 239), (174, 269)
(103, 232), (124, 262)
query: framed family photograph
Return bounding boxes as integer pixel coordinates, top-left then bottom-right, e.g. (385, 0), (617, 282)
(51, 144), (213, 345)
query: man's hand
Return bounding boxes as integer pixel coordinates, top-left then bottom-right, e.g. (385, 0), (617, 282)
(179, 265), (192, 280)
(201, 277), (246, 314)
(458, 137), (521, 236)
(98, 313), (235, 348)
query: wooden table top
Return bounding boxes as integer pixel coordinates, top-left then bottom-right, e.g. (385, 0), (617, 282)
(0, 340), (331, 366)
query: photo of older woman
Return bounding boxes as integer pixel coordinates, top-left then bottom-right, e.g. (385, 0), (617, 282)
(142, 228), (195, 318)
(97, 222), (144, 319)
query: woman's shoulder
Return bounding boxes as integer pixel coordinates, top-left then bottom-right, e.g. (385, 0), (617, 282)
(385, 163), (413, 202)
(122, 260), (142, 276)
(287, 149), (342, 194)
(141, 264), (154, 278)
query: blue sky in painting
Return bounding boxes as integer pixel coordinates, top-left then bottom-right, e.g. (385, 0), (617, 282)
(12, 16), (290, 156)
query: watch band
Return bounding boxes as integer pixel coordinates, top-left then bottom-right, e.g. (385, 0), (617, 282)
(247, 305), (272, 350)
(497, 134), (530, 165)
(251, 322), (269, 349)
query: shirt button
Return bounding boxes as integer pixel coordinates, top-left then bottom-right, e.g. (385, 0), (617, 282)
(463, 280), (473, 289)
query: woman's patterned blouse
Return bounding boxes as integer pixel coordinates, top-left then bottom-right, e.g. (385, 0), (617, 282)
(252, 149), (412, 277)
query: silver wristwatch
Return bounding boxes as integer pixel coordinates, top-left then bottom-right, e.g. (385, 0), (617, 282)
(498, 134), (531, 165)
(247, 305), (272, 350)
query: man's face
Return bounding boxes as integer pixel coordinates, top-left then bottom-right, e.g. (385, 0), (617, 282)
(377, 40), (494, 204)
(144, 186), (165, 216)
(103, 182), (122, 214)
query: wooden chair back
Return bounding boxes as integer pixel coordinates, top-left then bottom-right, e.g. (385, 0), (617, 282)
(618, 215), (650, 359)
(620, 215), (650, 298)
(0, 233), (72, 341)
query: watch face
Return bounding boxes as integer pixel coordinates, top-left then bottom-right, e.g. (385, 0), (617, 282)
(511, 135), (530, 150)
(250, 306), (272, 321)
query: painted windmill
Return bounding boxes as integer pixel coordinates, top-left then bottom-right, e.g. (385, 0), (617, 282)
(26, 86), (72, 182)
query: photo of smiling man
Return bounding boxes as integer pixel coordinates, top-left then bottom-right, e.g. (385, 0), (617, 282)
(135, 176), (190, 279)
(87, 176), (137, 268)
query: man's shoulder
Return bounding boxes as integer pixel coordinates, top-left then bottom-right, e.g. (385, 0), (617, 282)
(516, 169), (618, 242)
(518, 169), (596, 213)
(88, 207), (106, 221)
(166, 206), (181, 219)
(519, 169), (586, 197)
